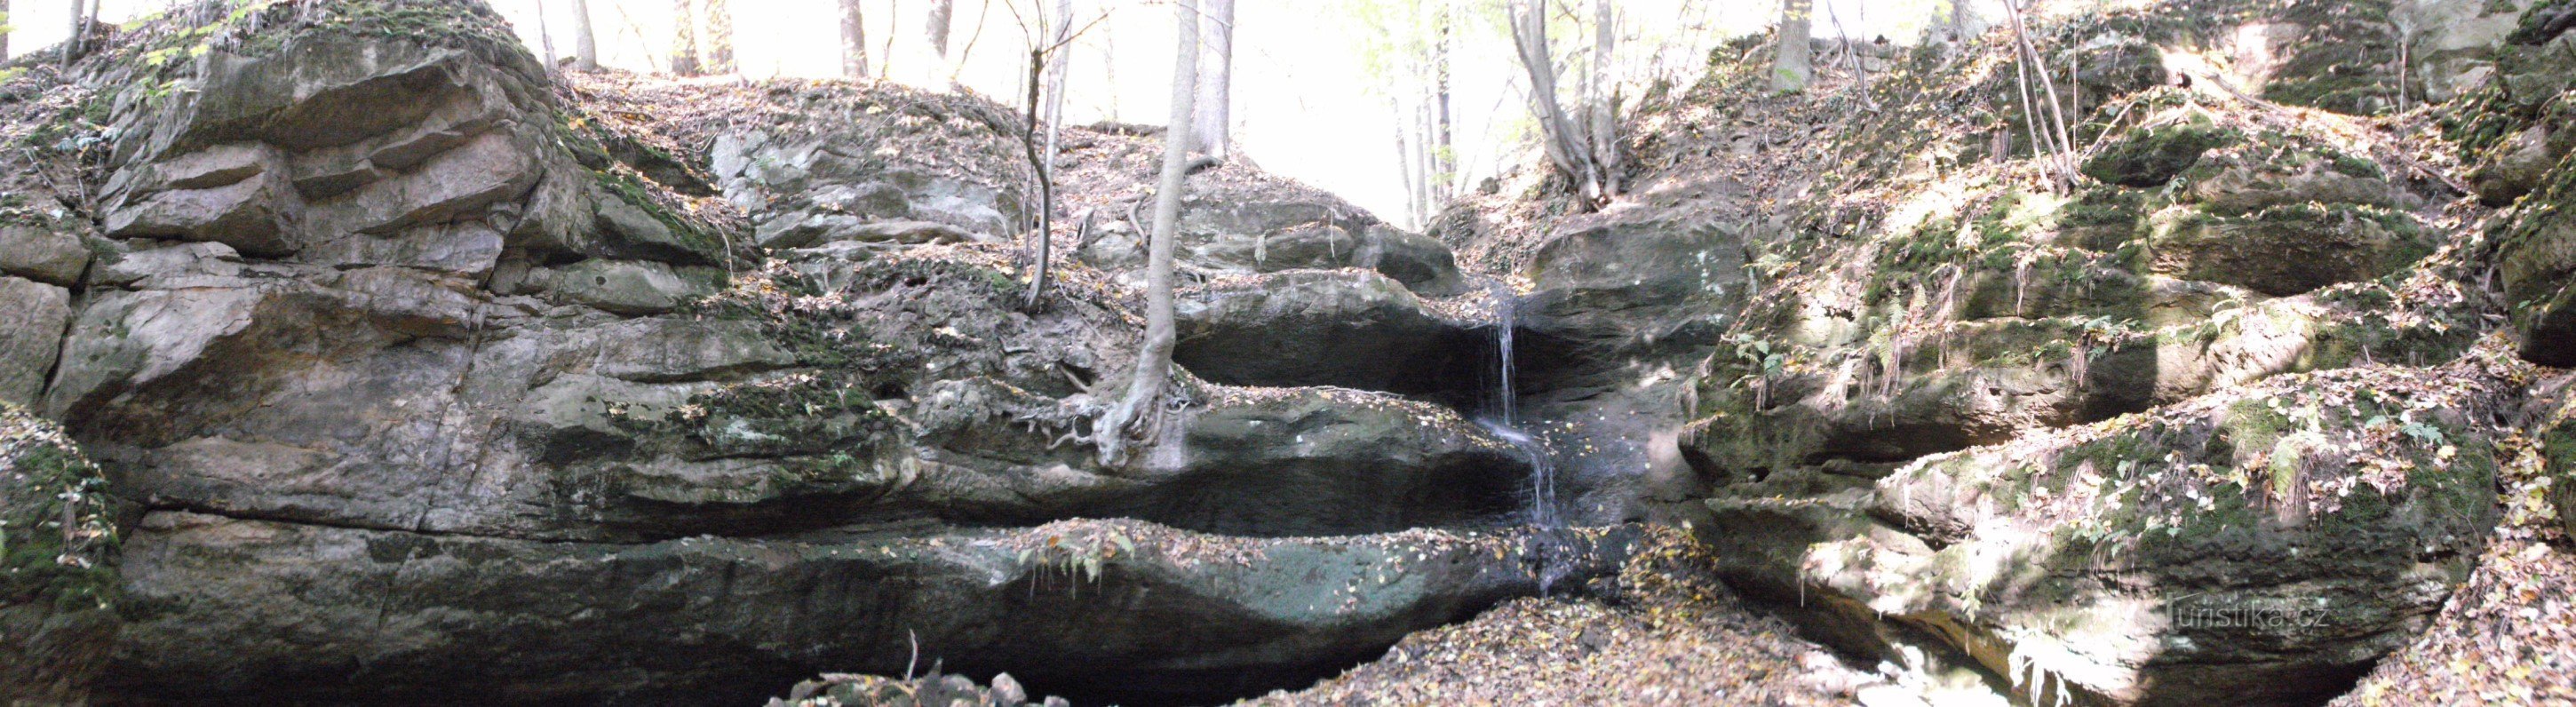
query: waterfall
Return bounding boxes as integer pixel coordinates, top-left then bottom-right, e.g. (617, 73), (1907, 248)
(1482, 283), (1569, 592)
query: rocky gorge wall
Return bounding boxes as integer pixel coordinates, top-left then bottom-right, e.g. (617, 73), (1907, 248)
(1411, 0), (2576, 703)
(0, 1), (1675, 704)
(3, 0), (2574, 704)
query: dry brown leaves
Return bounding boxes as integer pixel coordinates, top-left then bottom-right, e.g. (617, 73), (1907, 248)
(1240, 528), (1870, 707)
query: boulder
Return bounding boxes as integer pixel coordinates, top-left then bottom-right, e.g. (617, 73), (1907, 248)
(1520, 215), (1744, 363)
(1110, 387), (1530, 536)
(713, 126), (1026, 245)
(104, 513), (1634, 705)
(551, 259), (724, 315)
(0, 224), (91, 286)
(100, 147), (300, 257)
(0, 277), (69, 408)
(2397, 0), (2543, 102)
(1174, 269), (1486, 394)
(1704, 365), (2504, 706)
(1082, 206), (1467, 298)
(2142, 203), (2431, 297)
(2081, 121), (2229, 187)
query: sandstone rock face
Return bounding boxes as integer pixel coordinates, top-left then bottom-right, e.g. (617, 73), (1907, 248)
(1705, 365), (2507, 706)
(1688, 102), (2459, 479)
(2398, 0), (2544, 102)
(1058, 131), (1467, 298)
(0, 224), (91, 286)
(0, 277), (68, 408)
(1509, 213), (1748, 524)
(2485, 22), (2576, 366)
(106, 513), (1633, 706)
(20, 4), (1578, 703)
(1175, 269), (1489, 395)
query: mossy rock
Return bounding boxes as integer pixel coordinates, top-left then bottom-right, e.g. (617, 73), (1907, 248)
(2145, 202), (2433, 296)
(0, 404), (122, 704)
(2083, 121), (2231, 187)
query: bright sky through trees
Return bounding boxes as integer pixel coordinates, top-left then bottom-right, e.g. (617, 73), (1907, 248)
(17, 0), (1975, 226)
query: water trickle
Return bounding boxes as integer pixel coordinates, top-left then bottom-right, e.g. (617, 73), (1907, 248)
(1482, 283), (1570, 592)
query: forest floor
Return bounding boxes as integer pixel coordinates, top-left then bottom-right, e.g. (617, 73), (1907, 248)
(1237, 528), (1999, 707)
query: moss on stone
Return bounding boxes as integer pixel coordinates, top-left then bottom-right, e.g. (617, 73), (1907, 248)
(2083, 121), (2232, 187)
(0, 409), (122, 613)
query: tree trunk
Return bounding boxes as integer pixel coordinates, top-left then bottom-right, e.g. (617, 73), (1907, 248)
(1772, 0), (1811, 92)
(1191, 0), (1236, 157)
(1590, 0), (1618, 198)
(928, 0), (955, 57)
(670, 0), (701, 75)
(5, 0), (16, 61)
(880, 0), (897, 79)
(1392, 94), (1421, 226)
(572, 0), (599, 70)
(927, 0), (955, 77)
(537, 0), (559, 70)
(1510, 0), (1599, 202)
(1433, 2), (1455, 203)
(1025, 0), (1077, 311)
(60, 0), (78, 62)
(1097, 0), (1201, 465)
(704, 0), (735, 74)
(839, 0), (870, 79)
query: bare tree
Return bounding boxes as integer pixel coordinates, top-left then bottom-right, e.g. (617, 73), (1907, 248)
(536, 0), (559, 69)
(840, 0), (871, 79)
(2000, 0), (2078, 187)
(1024, 0), (1079, 311)
(1509, 0), (1612, 204)
(1097, 0), (1201, 465)
(704, 0), (735, 74)
(572, 0), (600, 70)
(1191, 0), (1236, 158)
(1590, 0), (1618, 198)
(1772, 0), (1811, 92)
(60, 0), (79, 63)
(927, 0), (956, 73)
(671, 0), (702, 75)
(1432, 1), (1455, 205)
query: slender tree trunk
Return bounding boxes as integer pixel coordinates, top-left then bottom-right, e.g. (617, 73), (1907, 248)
(1025, 0), (1077, 311)
(671, 0), (702, 75)
(704, 0), (735, 74)
(1510, 0), (1600, 202)
(572, 0), (600, 70)
(1097, 0), (1200, 465)
(1099, 17), (1119, 121)
(1591, 0), (1618, 198)
(1392, 93), (1421, 226)
(537, 0), (559, 69)
(1772, 0), (1811, 92)
(60, 0), (78, 62)
(1433, 3), (1455, 203)
(880, 0), (897, 80)
(6, 0), (18, 61)
(951, 0), (992, 85)
(840, 0), (871, 79)
(927, 0), (955, 75)
(1191, 0), (1236, 157)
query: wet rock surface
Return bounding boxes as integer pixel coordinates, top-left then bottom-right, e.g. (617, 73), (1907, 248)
(3, 3), (1594, 704)
(106, 515), (1634, 706)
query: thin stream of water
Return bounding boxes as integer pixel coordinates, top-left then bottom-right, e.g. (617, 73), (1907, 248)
(1482, 283), (1570, 592)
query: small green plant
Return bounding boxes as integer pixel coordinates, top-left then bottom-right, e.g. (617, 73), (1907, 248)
(1015, 527), (1136, 598)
